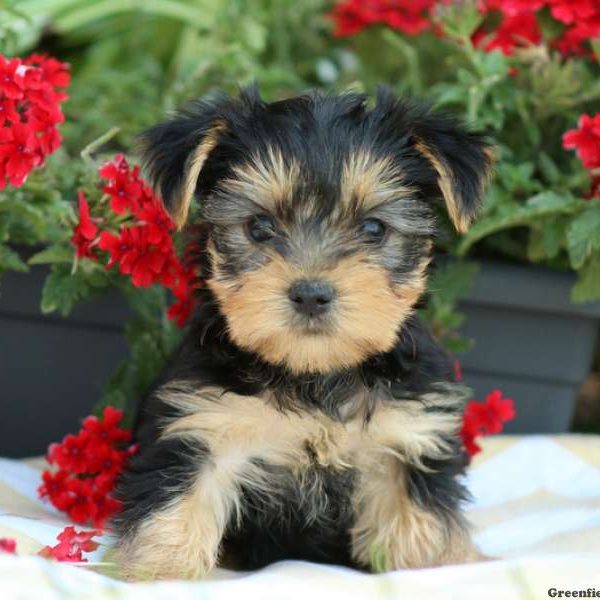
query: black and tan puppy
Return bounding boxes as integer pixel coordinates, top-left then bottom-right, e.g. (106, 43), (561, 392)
(114, 87), (493, 580)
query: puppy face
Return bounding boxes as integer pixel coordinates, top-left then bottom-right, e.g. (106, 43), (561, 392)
(141, 89), (493, 374)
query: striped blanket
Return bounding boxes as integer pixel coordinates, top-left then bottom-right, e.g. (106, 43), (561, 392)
(1, 435), (600, 599)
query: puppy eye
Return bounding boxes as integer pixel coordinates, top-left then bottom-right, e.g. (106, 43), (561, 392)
(248, 215), (276, 243)
(358, 218), (386, 242)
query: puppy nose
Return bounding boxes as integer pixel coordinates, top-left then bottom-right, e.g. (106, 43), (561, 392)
(288, 280), (335, 317)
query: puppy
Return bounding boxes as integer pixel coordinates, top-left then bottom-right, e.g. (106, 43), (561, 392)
(113, 87), (493, 580)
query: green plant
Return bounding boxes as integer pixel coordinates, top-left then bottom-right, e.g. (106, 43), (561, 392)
(2, 0), (600, 419)
(328, 0), (600, 301)
(0, 0), (348, 411)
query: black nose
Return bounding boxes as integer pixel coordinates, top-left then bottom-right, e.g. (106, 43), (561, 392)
(288, 280), (335, 317)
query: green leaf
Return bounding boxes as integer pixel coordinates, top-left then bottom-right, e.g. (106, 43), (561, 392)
(40, 262), (110, 315)
(97, 362), (131, 417)
(420, 260), (478, 352)
(427, 261), (479, 308)
(528, 221), (564, 262)
(458, 192), (582, 255)
(368, 543), (390, 574)
(28, 245), (75, 265)
(53, 0), (215, 33)
(572, 257), (600, 302)
(41, 264), (82, 315)
(566, 204), (600, 269)
(0, 245), (29, 273)
(537, 152), (561, 185)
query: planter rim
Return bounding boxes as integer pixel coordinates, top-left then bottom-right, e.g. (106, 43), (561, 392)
(457, 259), (600, 319)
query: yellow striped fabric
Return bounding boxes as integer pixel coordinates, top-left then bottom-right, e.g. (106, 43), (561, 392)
(1, 435), (599, 599)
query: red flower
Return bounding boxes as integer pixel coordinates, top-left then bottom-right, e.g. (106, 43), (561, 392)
(25, 54), (71, 89)
(38, 470), (73, 512)
(100, 154), (146, 215)
(38, 527), (99, 563)
(39, 405), (135, 527)
(86, 444), (128, 480)
(99, 226), (173, 288)
(0, 538), (17, 554)
(0, 55), (25, 100)
(89, 476), (123, 529)
(329, 0), (437, 37)
(555, 17), (600, 57)
(137, 198), (175, 243)
(71, 192), (99, 258)
(0, 52), (68, 189)
(80, 154), (202, 326)
(0, 122), (41, 188)
(0, 97), (20, 124)
(563, 114), (600, 170)
(47, 432), (94, 474)
(82, 406), (131, 445)
(548, 0), (598, 24)
(474, 12), (542, 55)
(461, 390), (515, 458)
(480, 0), (546, 15)
(167, 265), (200, 327)
(64, 478), (97, 524)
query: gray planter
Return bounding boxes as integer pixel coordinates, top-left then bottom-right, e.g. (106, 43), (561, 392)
(459, 260), (600, 434)
(2, 255), (598, 456)
(0, 263), (130, 458)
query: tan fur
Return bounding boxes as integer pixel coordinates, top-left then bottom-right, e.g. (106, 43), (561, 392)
(340, 150), (415, 212)
(219, 147), (300, 213)
(118, 382), (471, 579)
(170, 121), (226, 229)
(159, 383), (462, 469)
(208, 251), (429, 374)
(351, 453), (479, 571)
(117, 465), (238, 581)
(414, 139), (473, 233)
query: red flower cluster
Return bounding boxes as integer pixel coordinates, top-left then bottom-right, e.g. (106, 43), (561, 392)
(563, 114), (600, 170)
(0, 538), (16, 554)
(329, 0), (600, 59)
(550, 0), (600, 57)
(0, 53), (69, 189)
(329, 0), (439, 37)
(71, 154), (200, 326)
(476, 0), (600, 57)
(71, 192), (99, 259)
(563, 114), (600, 199)
(38, 527), (100, 563)
(473, 11), (542, 56)
(38, 406), (135, 528)
(461, 390), (516, 457)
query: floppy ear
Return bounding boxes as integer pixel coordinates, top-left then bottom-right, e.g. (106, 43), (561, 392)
(138, 96), (229, 229)
(412, 114), (495, 233)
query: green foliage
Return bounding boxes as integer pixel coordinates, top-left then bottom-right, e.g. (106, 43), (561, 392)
(457, 192), (584, 255)
(100, 313), (180, 421)
(1, 0), (600, 416)
(41, 261), (111, 315)
(0, 244), (28, 275)
(419, 261), (480, 353)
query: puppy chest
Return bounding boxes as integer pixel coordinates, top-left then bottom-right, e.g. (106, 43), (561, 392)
(160, 385), (455, 474)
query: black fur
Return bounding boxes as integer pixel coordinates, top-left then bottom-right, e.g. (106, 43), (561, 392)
(141, 87), (491, 240)
(115, 88), (491, 575)
(115, 290), (468, 569)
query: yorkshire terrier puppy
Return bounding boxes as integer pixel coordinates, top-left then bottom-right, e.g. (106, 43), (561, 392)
(114, 87), (493, 580)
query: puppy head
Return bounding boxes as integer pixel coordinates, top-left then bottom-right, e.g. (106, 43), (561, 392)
(141, 87), (493, 374)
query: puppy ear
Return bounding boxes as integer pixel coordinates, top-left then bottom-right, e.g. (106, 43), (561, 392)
(412, 114), (494, 233)
(138, 96), (228, 229)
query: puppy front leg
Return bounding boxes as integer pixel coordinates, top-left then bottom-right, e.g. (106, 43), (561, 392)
(350, 453), (479, 571)
(114, 437), (240, 581)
